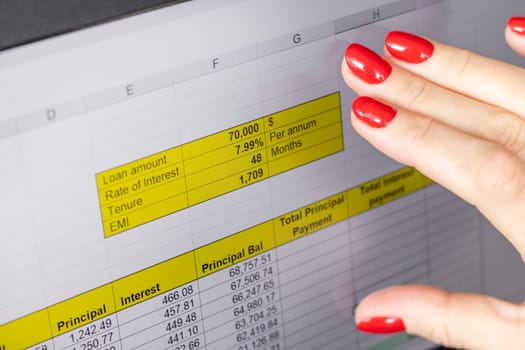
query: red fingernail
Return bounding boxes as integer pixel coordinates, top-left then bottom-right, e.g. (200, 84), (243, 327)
(385, 31), (434, 63)
(352, 96), (397, 128)
(345, 43), (392, 84)
(508, 17), (525, 35)
(357, 316), (405, 334)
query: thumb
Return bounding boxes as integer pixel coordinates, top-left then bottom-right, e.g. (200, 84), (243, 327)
(505, 17), (525, 57)
(355, 285), (525, 350)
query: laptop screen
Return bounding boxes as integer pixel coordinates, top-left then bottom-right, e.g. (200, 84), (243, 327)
(1, 1), (524, 349)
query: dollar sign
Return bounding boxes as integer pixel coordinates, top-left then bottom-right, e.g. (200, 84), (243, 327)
(268, 117), (274, 127)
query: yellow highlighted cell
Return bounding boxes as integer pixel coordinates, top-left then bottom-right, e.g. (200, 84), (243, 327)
(48, 284), (115, 336)
(183, 120), (264, 159)
(265, 107), (341, 146)
(269, 136), (343, 176)
(264, 92), (340, 130)
(274, 192), (348, 246)
(419, 170), (435, 187)
(185, 152), (267, 191)
(96, 147), (183, 189)
(195, 222), (275, 278)
(113, 252), (196, 311)
(0, 309), (52, 349)
(269, 118), (342, 161)
(102, 177), (186, 219)
(347, 167), (426, 217)
(98, 163), (184, 207)
(184, 136), (266, 175)
(187, 166), (268, 206)
(103, 192), (188, 237)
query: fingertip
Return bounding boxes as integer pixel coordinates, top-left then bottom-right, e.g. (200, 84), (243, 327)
(348, 97), (418, 167)
(507, 16), (525, 35)
(505, 17), (525, 57)
(384, 31), (434, 64)
(355, 316), (406, 334)
(354, 285), (455, 340)
(351, 96), (397, 128)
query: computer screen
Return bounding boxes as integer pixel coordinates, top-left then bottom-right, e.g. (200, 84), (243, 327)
(1, 0), (524, 349)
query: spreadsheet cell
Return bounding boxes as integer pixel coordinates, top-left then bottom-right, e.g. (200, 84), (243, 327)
(289, 327), (356, 350)
(117, 281), (199, 324)
(428, 221), (479, 251)
(198, 260), (280, 299)
(261, 66), (337, 102)
(280, 256), (351, 295)
(426, 198), (475, 224)
(267, 152), (347, 214)
(0, 276), (46, 322)
(190, 190), (274, 248)
(280, 257), (352, 312)
(261, 80), (339, 117)
(356, 264), (429, 303)
(357, 259), (428, 297)
(345, 152), (400, 188)
(0, 229), (34, 260)
(352, 234), (425, 267)
(352, 213), (426, 254)
(431, 240), (480, 274)
(286, 311), (355, 350)
(430, 226), (479, 258)
(27, 341), (56, 350)
(353, 241), (427, 282)
(351, 212), (424, 255)
(53, 315), (120, 349)
(120, 305), (203, 349)
(200, 274), (280, 318)
(277, 228), (349, 274)
(432, 252), (481, 285)
(276, 221), (348, 259)
(177, 77), (259, 114)
(350, 194), (424, 232)
(280, 270), (353, 326)
(260, 54), (334, 89)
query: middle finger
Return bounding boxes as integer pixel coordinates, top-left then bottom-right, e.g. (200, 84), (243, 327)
(341, 43), (525, 158)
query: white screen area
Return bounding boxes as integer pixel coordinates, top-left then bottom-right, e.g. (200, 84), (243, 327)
(1, 1), (525, 349)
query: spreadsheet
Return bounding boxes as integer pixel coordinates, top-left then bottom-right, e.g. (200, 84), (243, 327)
(1, 0), (524, 349)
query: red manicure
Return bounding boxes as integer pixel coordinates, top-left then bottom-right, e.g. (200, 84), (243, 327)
(345, 43), (392, 84)
(385, 31), (434, 63)
(352, 96), (397, 128)
(357, 316), (406, 334)
(508, 17), (525, 35)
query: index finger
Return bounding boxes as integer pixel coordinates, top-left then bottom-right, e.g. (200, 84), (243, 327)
(384, 31), (525, 118)
(506, 17), (525, 57)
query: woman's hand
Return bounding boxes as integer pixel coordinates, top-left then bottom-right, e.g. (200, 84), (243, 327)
(341, 18), (525, 349)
